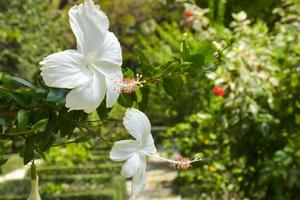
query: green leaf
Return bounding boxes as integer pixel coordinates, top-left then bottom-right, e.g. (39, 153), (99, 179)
(139, 87), (150, 110)
(76, 135), (91, 143)
(57, 110), (82, 137)
(17, 110), (29, 131)
(133, 47), (151, 67)
(187, 42), (216, 70)
(8, 92), (28, 107)
(39, 135), (56, 151)
(181, 40), (190, 60)
(62, 110), (85, 137)
(9, 76), (37, 89)
(134, 48), (154, 76)
(0, 139), (12, 150)
(187, 53), (205, 69)
(1, 73), (42, 92)
(35, 148), (46, 160)
(0, 118), (6, 129)
(0, 158), (8, 166)
(213, 161), (226, 171)
(2, 73), (15, 89)
(135, 88), (143, 103)
(97, 103), (112, 121)
(59, 117), (76, 137)
(163, 77), (176, 96)
(162, 62), (179, 75)
(123, 68), (135, 78)
(23, 140), (34, 165)
(163, 75), (183, 97)
(23, 151), (34, 165)
(118, 93), (134, 108)
(46, 88), (66, 103)
(31, 118), (49, 131)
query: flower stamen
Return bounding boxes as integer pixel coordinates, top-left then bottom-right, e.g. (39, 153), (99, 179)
(169, 156), (191, 170)
(144, 153), (201, 170)
(111, 74), (145, 94)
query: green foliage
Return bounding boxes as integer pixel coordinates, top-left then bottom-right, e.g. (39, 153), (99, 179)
(136, 19), (223, 123)
(44, 144), (94, 167)
(0, 139), (12, 167)
(197, 0), (281, 26)
(0, 154), (22, 174)
(0, 0), (70, 79)
(160, 0), (300, 199)
(0, 0), (299, 199)
(0, 70), (92, 166)
(208, 0), (227, 24)
(0, 0), (221, 196)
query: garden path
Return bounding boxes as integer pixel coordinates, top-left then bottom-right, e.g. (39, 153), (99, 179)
(0, 165), (29, 183)
(0, 160), (42, 183)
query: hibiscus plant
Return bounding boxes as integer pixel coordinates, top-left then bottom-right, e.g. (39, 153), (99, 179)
(0, 0), (223, 199)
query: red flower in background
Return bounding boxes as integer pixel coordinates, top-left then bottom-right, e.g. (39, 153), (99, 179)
(212, 87), (225, 96)
(184, 11), (194, 18)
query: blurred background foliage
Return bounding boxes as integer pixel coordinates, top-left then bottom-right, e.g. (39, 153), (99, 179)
(0, 0), (300, 199)
(159, 1), (300, 199)
(0, 0), (71, 79)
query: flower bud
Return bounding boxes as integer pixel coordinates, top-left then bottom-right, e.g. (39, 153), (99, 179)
(28, 174), (41, 200)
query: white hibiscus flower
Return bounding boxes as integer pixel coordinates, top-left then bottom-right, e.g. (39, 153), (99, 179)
(110, 108), (156, 199)
(110, 108), (199, 199)
(40, 0), (122, 113)
(27, 176), (41, 200)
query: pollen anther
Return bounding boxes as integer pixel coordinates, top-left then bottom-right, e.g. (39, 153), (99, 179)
(111, 74), (145, 94)
(169, 156), (191, 170)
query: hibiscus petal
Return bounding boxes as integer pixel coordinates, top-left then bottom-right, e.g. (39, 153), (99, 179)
(105, 77), (120, 108)
(91, 61), (122, 108)
(123, 108), (151, 143)
(132, 157), (147, 199)
(121, 153), (141, 179)
(68, 0), (109, 58)
(65, 69), (105, 113)
(110, 140), (139, 161)
(28, 177), (41, 200)
(40, 50), (91, 89)
(141, 135), (157, 155)
(91, 32), (122, 65)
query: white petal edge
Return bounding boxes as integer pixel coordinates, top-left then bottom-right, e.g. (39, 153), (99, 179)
(91, 32), (122, 66)
(110, 140), (139, 161)
(131, 157), (146, 200)
(141, 135), (157, 155)
(121, 153), (141, 179)
(65, 69), (106, 113)
(40, 50), (91, 89)
(105, 77), (120, 108)
(68, 0), (109, 58)
(123, 108), (151, 143)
